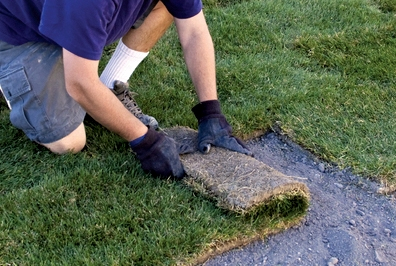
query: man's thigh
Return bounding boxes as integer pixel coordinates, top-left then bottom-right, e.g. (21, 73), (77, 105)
(0, 41), (86, 144)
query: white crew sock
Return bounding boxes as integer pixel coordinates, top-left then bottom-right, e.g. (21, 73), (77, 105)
(100, 39), (149, 89)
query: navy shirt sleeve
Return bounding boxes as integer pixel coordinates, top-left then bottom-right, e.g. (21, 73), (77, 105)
(163, 0), (202, 19)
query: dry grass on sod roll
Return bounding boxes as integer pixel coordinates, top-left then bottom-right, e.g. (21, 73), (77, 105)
(1, 0), (395, 264)
(165, 126), (310, 214)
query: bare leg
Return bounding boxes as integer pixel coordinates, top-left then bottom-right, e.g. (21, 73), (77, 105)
(100, 1), (173, 88)
(99, 2), (174, 129)
(40, 123), (86, 154)
(122, 1), (173, 52)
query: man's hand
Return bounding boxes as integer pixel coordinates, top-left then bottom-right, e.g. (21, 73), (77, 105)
(131, 128), (185, 179)
(192, 100), (253, 156)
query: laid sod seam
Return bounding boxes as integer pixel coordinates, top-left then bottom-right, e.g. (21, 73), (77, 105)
(289, 20), (396, 184)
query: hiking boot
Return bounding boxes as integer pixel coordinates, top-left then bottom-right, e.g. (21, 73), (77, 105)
(112, 80), (159, 129)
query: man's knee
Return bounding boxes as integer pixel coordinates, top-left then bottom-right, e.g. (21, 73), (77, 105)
(41, 123), (86, 154)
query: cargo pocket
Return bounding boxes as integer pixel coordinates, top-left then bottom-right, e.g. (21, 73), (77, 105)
(0, 67), (36, 133)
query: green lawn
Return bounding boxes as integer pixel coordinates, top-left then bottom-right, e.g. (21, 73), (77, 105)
(131, 0), (396, 183)
(1, 0), (395, 264)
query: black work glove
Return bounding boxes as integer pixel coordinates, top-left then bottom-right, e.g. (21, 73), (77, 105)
(192, 100), (253, 156)
(131, 128), (185, 179)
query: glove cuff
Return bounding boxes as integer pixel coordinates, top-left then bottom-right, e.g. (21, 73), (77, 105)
(192, 100), (222, 122)
(130, 128), (161, 156)
(129, 134), (146, 148)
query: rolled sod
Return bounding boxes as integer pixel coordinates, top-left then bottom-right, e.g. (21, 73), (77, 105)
(165, 127), (310, 215)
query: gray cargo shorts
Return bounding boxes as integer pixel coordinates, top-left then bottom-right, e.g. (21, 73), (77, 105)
(0, 41), (86, 144)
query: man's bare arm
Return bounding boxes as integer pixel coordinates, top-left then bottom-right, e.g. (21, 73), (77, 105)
(174, 11), (218, 102)
(175, 12), (253, 156)
(62, 49), (148, 142)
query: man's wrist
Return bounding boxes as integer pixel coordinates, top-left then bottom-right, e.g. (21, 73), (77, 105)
(130, 128), (162, 152)
(192, 100), (222, 122)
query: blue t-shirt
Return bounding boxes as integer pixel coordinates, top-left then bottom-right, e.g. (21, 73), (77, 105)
(0, 0), (202, 60)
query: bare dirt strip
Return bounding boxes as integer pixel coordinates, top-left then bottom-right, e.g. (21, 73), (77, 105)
(203, 131), (396, 266)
